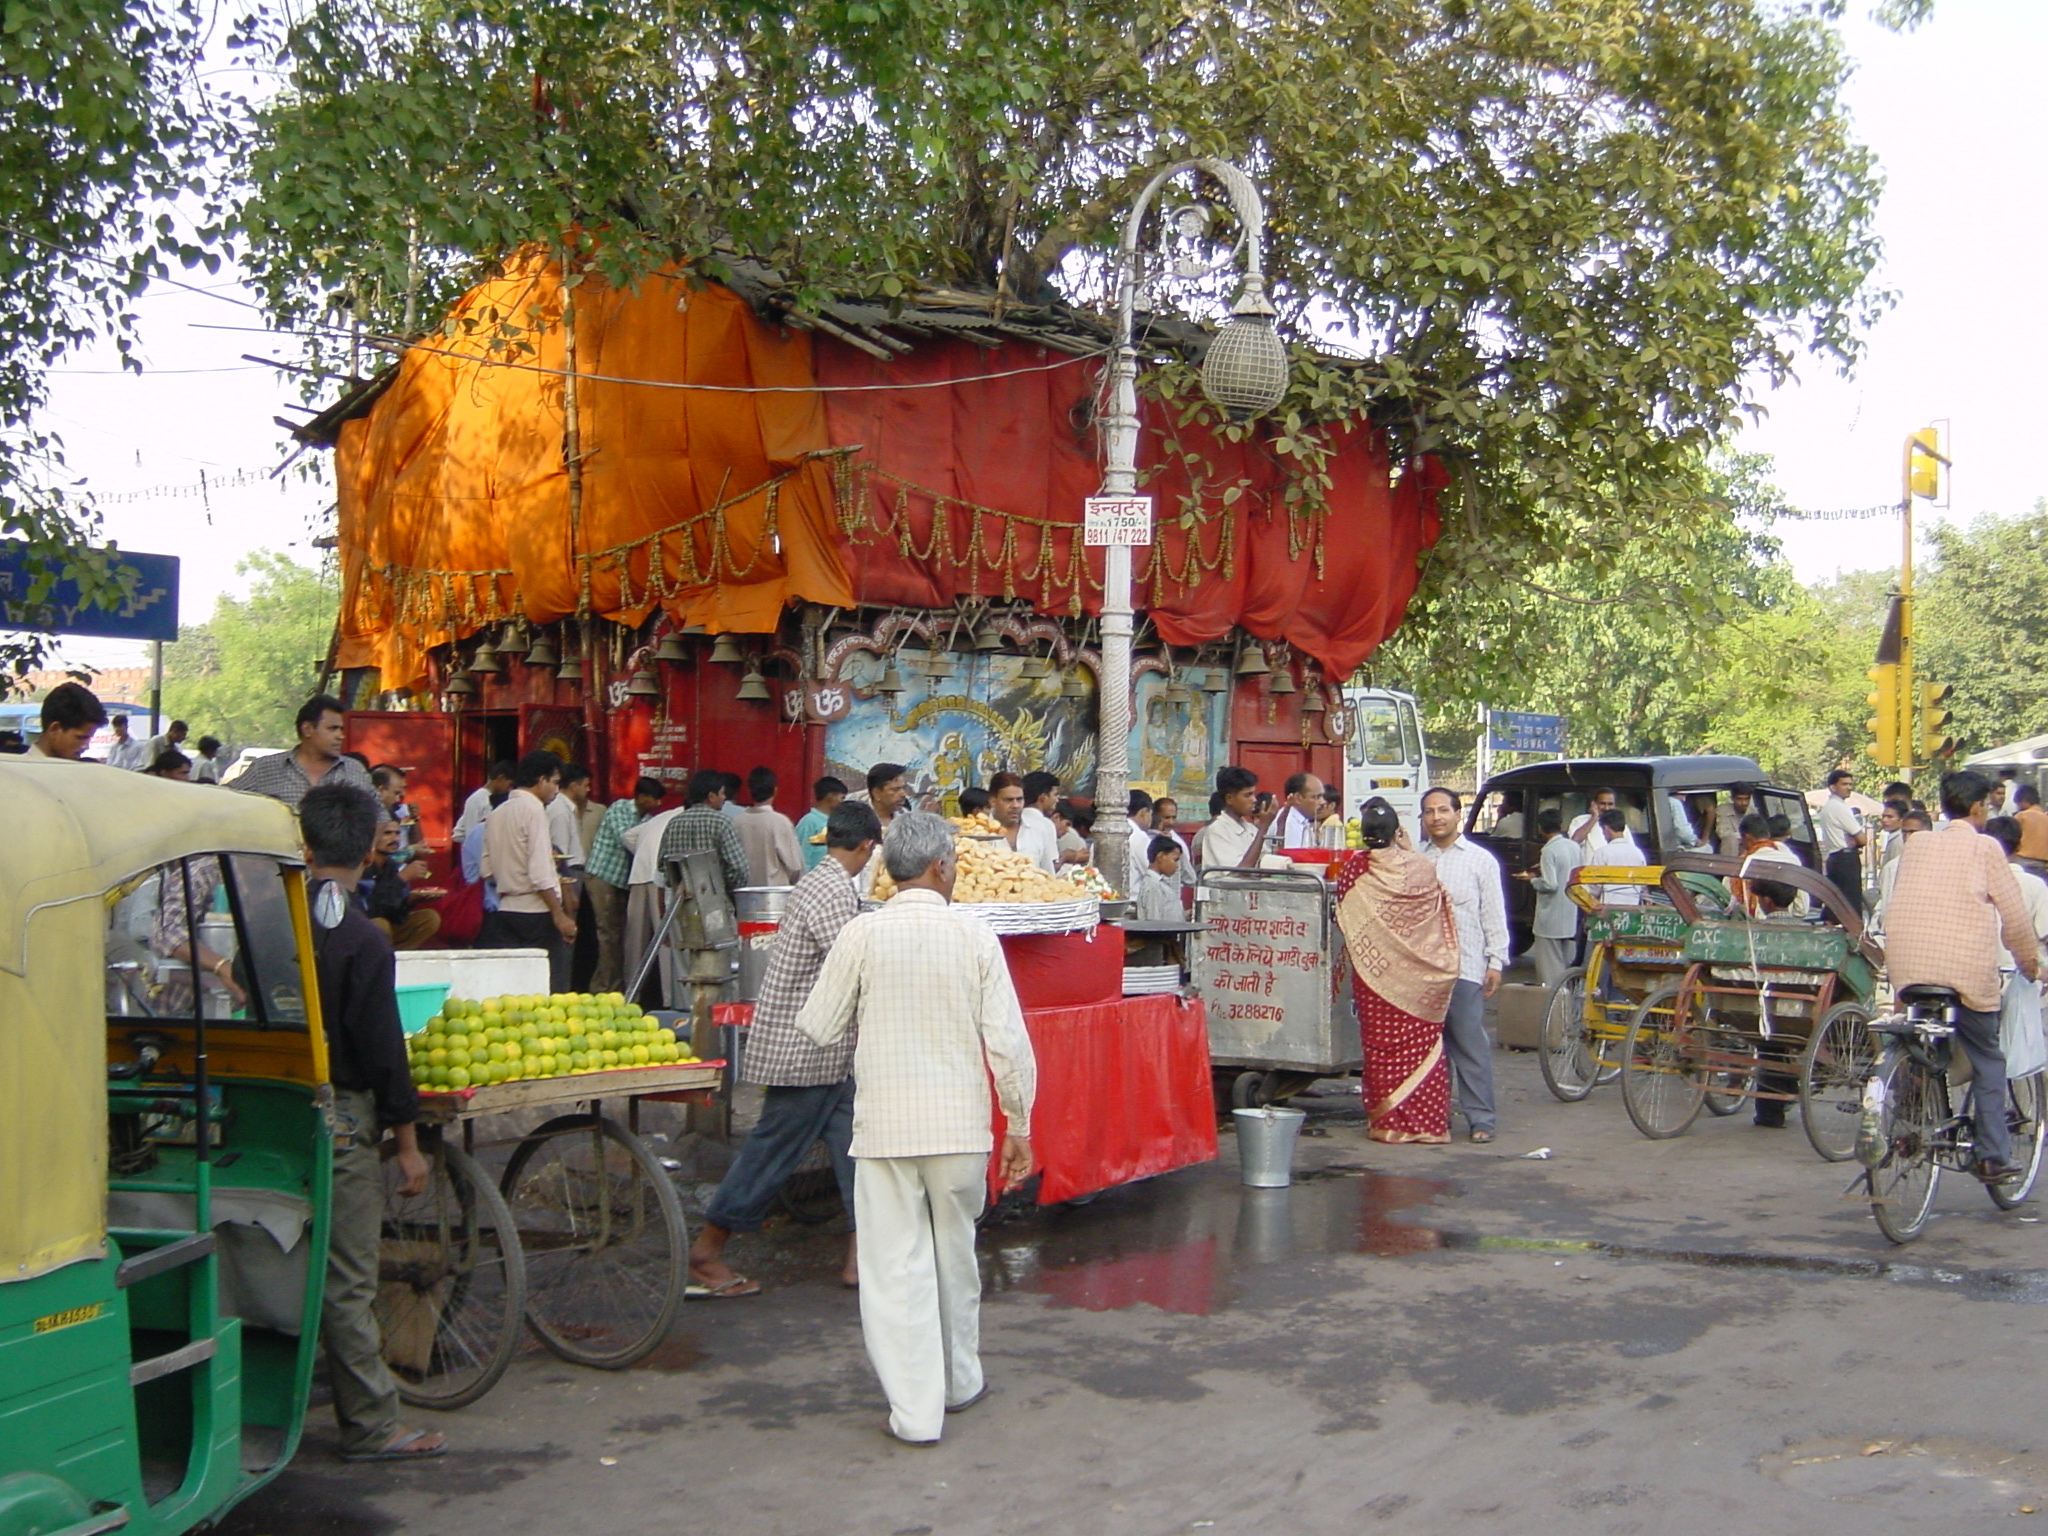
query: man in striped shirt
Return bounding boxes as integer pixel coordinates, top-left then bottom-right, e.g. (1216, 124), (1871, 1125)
(797, 812), (1035, 1445)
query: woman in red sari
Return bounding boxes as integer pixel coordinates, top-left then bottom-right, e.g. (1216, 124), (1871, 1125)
(1332, 798), (1459, 1144)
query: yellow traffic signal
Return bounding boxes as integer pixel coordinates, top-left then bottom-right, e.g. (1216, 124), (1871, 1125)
(1909, 428), (1943, 500)
(1920, 681), (1956, 760)
(1867, 662), (1901, 768)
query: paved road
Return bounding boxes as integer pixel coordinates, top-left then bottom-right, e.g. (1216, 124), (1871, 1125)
(223, 1051), (2048, 1535)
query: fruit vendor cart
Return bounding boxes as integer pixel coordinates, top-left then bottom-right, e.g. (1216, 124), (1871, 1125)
(374, 994), (724, 1406)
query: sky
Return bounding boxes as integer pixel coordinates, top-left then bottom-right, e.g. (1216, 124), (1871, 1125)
(21, 0), (2044, 674)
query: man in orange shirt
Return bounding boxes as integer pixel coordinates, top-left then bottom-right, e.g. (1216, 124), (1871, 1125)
(1886, 770), (2042, 1184)
(2011, 783), (2048, 876)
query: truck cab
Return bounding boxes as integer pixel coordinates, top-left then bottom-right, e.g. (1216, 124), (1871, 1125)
(1339, 687), (1430, 840)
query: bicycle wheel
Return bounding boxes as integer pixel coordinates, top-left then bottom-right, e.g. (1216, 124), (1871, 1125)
(1799, 1002), (1875, 1162)
(378, 1138), (529, 1410)
(1621, 980), (1705, 1139)
(1989, 1073), (2047, 1210)
(1870, 1053), (1944, 1245)
(501, 1113), (688, 1369)
(1538, 967), (1596, 1102)
(1700, 1015), (1758, 1117)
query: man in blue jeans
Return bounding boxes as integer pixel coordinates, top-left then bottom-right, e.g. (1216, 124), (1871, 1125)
(687, 800), (881, 1295)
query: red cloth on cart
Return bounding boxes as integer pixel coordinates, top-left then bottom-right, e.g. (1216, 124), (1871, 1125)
(998, 927), (1123, 1011)
(991, 994), (1218, 1205)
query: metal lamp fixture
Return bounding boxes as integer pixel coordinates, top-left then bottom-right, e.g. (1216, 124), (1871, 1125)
(653, 631), (691, 663)
(708, 634), (744, 666)
(625, 668), (662, 699)
(1201, 275), (1290, 421)
(735, 665), (771, 702)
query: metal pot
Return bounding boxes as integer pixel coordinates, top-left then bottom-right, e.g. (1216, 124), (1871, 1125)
(733, 886), (792, 923)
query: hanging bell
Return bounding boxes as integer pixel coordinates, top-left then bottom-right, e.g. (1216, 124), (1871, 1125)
(1301, 686), (1327, 713)
(735, 665), (771, 702)
(444, 672), (476, 698)
(877, 663), (906, 695)
(1268, 667), (1297, 695)
(653, 631), (690, 663)
(709, 634), (744, 666)
(1020, 657), (1050, 679)
(1235, 645), (1269, 678)
(926, 653), (955, 683)
(1202, 668), (1230, 693)
(973, 621), (1003, 652)
(554, 655), (584, 683)
(1162, 680), (1193, 705)
(468, 640), (503, 676)
(1061, 671), (1091, 699)
(524, 634), (559, 668)
(625, 668), (662, 699)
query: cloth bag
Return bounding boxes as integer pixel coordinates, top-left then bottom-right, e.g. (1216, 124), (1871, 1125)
(2000, 972), (2048, 1083)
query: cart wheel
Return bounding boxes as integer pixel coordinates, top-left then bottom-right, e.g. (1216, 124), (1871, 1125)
(1870, 1053), (1944, 1244)
(501, 1113), (688, 1369)
(377, 1137), (528, 1410)
(1231, 1071), (1274, 1110)
(1799, 1002), (1875, 1162)
(1989, 1073), (2047, 1211)
(1620, 981), (1705, 1139)
(1538, 968), (1596, 1103)
(1700, 1023), (1757, 1117)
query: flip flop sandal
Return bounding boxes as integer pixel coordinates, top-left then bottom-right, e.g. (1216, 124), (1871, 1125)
(686, 1274), (762, 1298)
(342, 1429), (447, 1463)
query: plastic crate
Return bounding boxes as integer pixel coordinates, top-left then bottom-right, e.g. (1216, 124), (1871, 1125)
(396, 981), (451, 1036)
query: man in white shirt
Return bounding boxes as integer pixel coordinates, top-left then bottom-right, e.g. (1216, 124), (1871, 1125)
(736, 765), (805, 887)
(478, 751), (577, 991)
(1420, 787), (1509, 1143)
(144, 718), (190, 768)
(1268, 772), (1324, 852)
(1015, 770), (1063, 876)
(1568, 786), (1620, 849)
(1815, 768), (1867, 919)
(796, 813), (1035, 1446)
(1519, 809), (1581, 988)
(452, 762), (515, 844)
(190, 734), (225, 783)
(1194, 766), (1275, 870)
(105, 713), (149, 770)
(1151, 796), (1198, 887)
(1593, 809), (1647, 906)
(1125, 789), (1157, 878)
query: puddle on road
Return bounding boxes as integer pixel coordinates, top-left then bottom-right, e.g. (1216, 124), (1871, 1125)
(981, 1162), (1454, 1315)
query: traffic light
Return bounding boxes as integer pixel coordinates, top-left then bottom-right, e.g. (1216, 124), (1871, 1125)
(1867, 662), (1901, 768)
(1909, 428), (1942, 500)
(1920, 681), (1956, 760)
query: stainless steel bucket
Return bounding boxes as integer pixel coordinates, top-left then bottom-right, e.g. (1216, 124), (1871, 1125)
(1232, 1106), (1307, 1188)
(733, 886), (792, 923)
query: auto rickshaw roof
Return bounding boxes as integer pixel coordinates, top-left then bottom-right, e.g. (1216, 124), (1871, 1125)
(1480, 755), (1771, 793)
(0, 756), (302, 976)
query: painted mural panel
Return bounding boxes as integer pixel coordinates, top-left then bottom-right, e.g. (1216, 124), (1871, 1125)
(1132, 670), (1229, 808)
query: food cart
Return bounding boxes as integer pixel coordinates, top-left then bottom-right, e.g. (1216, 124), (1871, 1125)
(1192, 864), (1360, 1109)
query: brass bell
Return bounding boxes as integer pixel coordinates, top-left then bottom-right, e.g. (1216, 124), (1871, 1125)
(1268, 667), (1296, 695)
(735, 666), (771, 702)
(1020, 657), (1050, 679)
(877, 664), (906, 695)
(1162, 680), (1193, 705)
(1301, 686), (1327, 713)
(1061, 671), (1091, 698)
(653, 631), (691, 663)
(524, 634), (559, 668)
(709, 634), (744, 666)
(625, 668), (662, 699)
(444, 673), (476, 698)
(554, 655), (584, 683)
(973, 621), (1003, 651)
(468, 641), (503, 676)
(1202, 668), (1229, 693)
(1235, 645), (1269, 678)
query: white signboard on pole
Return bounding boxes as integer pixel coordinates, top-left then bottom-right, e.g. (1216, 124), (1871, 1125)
(1084, 495), (1154, 547)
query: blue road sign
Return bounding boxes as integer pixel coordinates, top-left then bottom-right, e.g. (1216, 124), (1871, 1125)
(0, 542), (180, 643)
(1489, 709), (1566, 754)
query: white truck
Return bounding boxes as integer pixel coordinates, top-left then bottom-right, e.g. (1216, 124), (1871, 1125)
(1338, 685), (1431, 840)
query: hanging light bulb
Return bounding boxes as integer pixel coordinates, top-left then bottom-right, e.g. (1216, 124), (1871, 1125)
(1268, 666), (1297, 695)
(735, 665), (771, 702)
(1235, 645), (1269, 678)
(653, 631), (690, 663)
(625, 668), (662, 699)
(709, 634), (744, 666)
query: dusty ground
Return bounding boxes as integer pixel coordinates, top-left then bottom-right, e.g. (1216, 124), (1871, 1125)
(219, 1047), (2048, 1536)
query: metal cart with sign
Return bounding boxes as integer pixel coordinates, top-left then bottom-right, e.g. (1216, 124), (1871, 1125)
(1193, 867), (1358, 1108)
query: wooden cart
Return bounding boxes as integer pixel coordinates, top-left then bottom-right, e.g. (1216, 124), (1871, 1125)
(377, 1061), (721, 1407)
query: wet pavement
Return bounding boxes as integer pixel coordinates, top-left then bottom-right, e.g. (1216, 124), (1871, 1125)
(218, 1051), (2048, 1536)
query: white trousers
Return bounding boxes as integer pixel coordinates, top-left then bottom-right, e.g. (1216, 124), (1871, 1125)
(854, 1153), (988, 1442)
(1530, 935), (1575, 991)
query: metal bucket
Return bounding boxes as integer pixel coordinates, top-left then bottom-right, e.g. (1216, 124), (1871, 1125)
(733, 886), (792, 923)
(1232, 1106), (1307, 1188)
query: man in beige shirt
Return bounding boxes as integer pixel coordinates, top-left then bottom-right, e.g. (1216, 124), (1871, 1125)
(1887, 769), (2041, 1182)
(479, 751), (578, 991)
(735, 765), (804, 887)
(797, 812), (1035, 1446)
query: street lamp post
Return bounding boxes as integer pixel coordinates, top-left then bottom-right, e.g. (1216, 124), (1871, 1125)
(1092, 158), (1290, 897)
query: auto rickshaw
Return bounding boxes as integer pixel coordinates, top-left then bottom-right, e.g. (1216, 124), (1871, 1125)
(0, 758), (337, 1536)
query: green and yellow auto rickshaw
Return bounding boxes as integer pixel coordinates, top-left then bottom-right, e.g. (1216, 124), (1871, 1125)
(0, 758), (338, 1536)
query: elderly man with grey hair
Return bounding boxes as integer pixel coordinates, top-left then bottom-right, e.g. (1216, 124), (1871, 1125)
(796, 811), (1037, 1445)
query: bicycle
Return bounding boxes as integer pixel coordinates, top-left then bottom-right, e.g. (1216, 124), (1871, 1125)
(1854, 983), (2046, 1244)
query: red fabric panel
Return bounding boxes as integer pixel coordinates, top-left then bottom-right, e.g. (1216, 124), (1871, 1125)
(814, 336), (1443, 675)
(990, 995), (1219, 1204)
(998, 927), (1124, 1011)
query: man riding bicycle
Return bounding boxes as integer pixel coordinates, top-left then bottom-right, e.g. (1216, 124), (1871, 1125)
(1884, 769), (2042, 1184)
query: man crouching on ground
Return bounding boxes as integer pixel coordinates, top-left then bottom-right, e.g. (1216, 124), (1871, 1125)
(795, 811), (1035, 1445)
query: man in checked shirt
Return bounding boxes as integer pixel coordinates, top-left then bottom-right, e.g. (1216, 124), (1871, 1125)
(798, 812), (1036, 1446)
(686, 801), (882, 1298)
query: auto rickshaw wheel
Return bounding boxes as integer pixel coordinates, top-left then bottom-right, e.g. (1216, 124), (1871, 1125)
(377, 1136), (529, 1410)
(501, 1113), (688, 1369)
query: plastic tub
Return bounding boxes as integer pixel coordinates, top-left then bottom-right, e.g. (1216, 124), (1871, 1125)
(395, 982), (451, 1036)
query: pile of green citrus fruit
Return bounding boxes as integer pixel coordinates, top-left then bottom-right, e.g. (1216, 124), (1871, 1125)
(407, 991), (698, 1092)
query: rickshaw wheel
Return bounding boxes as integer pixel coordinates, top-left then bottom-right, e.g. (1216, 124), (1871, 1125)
(377, 1137), (529, 1410)
(1538, 968), (1596, 1103)
(1700, 1013), (1757, 1117)
(1799, 1002), (1876, 1162)
(1621, 981), (1705, 1139)
(1989, 1074), (2047, 1211)
(502, 1113), (688, 1369)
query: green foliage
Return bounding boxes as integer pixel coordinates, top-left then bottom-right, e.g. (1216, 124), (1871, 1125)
(1916, 503), (2048, 758)
(161, 551), (338, 748)
(0, 0), (234, 679)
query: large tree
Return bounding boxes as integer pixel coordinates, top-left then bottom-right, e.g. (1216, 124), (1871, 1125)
(238, 0), (1901, 607)
(161, 550), (338, 749)
(1916, 503), (2048, 758)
